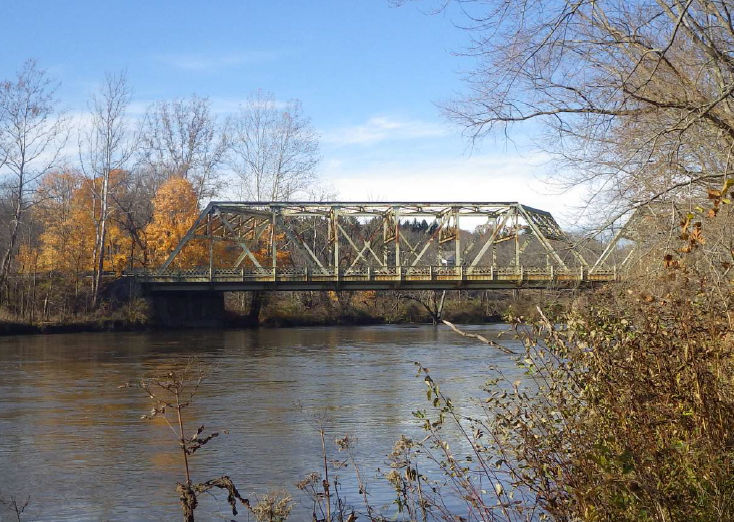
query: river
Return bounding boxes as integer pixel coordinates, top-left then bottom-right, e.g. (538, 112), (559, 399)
(0, 324), (524, 521)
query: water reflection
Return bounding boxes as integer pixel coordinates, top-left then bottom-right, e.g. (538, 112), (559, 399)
(0, 325), (523, 521)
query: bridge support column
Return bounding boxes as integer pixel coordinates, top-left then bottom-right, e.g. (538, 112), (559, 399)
(150, 291), (225, 329)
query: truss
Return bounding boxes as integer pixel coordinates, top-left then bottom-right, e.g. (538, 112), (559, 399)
(159, 201), (587, 275)
(590, 203), (683, 273)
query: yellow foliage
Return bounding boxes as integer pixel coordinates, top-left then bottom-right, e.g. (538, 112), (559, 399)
(15, 244), (41, 274)
(35, 170), (136, 276)
(36, 171), (95, 274)
(145, 177), (206, 268)
(250, 230), (291, 268)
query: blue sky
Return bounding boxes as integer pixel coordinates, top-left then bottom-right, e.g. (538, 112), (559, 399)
(1, 1), (584, 222)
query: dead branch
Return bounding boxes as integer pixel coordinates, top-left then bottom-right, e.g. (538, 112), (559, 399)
(442, 319), (516, 354)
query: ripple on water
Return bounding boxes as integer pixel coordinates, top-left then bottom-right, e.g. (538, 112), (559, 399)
(0, 324), (524, 521)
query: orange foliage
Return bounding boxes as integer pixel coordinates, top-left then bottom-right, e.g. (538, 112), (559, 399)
(145, 177), (206, 268)
(15, 245), (41, 274)
(251, 230), (292, 267)
(36, 170), (137, 276)
(36, 171), (95, 274)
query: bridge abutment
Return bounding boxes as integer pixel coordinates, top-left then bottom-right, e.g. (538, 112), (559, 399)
(150, 291), (225, 329)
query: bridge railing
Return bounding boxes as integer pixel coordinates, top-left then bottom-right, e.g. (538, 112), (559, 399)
(131, 265), (617, 284)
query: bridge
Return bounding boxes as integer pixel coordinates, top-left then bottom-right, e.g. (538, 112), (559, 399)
(135, 201), (620, 293)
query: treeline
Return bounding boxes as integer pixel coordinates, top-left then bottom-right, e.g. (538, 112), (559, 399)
(0, 60), (320, 319)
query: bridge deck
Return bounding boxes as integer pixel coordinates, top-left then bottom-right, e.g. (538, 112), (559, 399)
(135, 266), (616, 292)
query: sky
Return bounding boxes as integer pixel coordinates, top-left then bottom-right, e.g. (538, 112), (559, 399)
(0, 0), (585, 224)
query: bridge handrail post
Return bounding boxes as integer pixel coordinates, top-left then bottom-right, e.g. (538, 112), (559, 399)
(580, 265), (584, 281)
(460, 265), (464, 280)
(613, 265), (617, 281)
(550, 264), (554, 281)
(491, 265), (494, 280)
(367, 266), (371, 281)
(519, 265), (523, 282)
(398, 265), (403, 280)
(429, 265), (433, 280)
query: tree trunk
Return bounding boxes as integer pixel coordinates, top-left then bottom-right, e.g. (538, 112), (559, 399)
(92, 171), (110, 307)
(0, 179), (24, 294)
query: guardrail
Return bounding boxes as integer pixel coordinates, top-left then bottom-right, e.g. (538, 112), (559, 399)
(131, 265), (617, 285)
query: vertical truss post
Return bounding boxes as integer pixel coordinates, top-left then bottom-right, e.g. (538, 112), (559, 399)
(514, 207), (520, 268)
(454, 207), (461, 268)
(332, 208), (339, 275)
(382, 213), (388, 267)
(395, 207), (400, 268)
(271, 208), (278, 273)
(493, 214), (499, 268)
(208, 212), (213, 281)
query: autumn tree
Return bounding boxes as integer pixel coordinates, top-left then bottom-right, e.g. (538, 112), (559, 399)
(35, 170), (90, 276)
(34, 170), (139, 295)
(228, 90), (320, 201)
(109, 168), (156, 270)
(79, 71), (135, 306)
(0, 60), (66, 294)
(139, 95), (227, 199)
(145, 176), (206, 268)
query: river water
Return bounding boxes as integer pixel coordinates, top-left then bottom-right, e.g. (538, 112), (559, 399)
(0, 324), (524, 521)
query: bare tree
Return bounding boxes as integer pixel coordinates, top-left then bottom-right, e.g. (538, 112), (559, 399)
(79, 71), (135, 307)
(413, 0), (734, 222)
(228, 90), (320, 201)
(139, 95), (227, 199)
(226, 91), (320, 323)
(0, 60), (66, 293)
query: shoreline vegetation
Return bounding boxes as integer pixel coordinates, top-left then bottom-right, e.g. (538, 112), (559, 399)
(0, 288), (568, 336)
(119, 269), (734, 521)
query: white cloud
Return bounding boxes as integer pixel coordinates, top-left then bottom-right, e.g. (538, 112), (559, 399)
(322, 116), (449, 146)
(155, 51), (277, 72)
(321, 152), (587, 227)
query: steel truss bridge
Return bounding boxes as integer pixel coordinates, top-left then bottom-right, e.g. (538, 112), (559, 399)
(135, 201), (620, 292)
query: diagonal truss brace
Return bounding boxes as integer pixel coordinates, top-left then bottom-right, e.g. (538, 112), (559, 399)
(159, 203), (213, 271)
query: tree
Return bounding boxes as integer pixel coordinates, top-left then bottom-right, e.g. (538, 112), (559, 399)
(35, 171), (96, 292)
(109, 168), (156, 270)
(419, 0), (734, 221)
(139, 95), (227, 199)
(228, 90), (320, 201)
(145, 176), (206, 268)
(79, 71), (135, 306)
(227, 90), (320, 323)
(0, 60), (66, 293)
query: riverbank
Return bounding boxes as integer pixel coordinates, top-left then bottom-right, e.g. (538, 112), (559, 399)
(0, 289), (571, 336)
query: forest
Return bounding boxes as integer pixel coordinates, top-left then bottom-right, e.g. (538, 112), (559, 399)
(0, 67), (327, 326)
